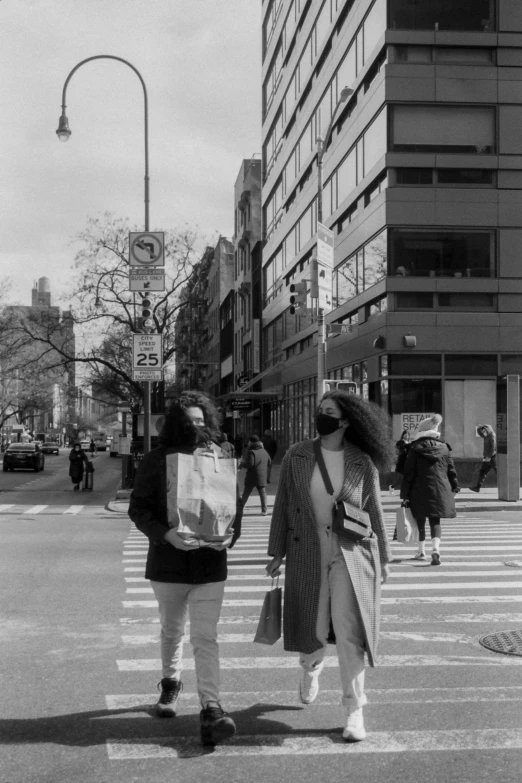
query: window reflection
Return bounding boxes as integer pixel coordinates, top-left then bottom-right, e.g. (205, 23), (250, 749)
(389, 0), (495, 32)
(390, 230), (495, 278)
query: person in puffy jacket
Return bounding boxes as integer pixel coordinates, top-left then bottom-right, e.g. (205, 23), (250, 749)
(240, 434), (271, 515)
(68, 443), (89, 490)
(469, 424), (497, 493)
(400, 414), (460, 566)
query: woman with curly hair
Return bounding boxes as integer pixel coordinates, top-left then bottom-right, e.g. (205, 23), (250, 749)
(266, 390), (394, 742)
(129, 391), (242, 746)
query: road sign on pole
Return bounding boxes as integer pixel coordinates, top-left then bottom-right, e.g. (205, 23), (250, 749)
(129, 232), (165, 267)
(316, 223), (334, 312)
(128, 271), (165, 291)
(133, 334), (163, 380)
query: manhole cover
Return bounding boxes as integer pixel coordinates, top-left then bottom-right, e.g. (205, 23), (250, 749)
(479, 630), (522, 657)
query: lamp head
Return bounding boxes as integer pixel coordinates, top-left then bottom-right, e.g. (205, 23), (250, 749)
(56, 113), (71, 142)
(340, 86), (353, 102)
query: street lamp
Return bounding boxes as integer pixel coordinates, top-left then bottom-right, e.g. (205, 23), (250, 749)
(315, 86), (353, 400)
(56, 55), (153, 454)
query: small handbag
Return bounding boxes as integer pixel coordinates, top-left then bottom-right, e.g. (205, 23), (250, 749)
(313, 439), (372, 542)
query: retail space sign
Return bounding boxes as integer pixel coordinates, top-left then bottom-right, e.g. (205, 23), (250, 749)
(316, 223), (334, 312)
(393, 412), (436, 439)
(129, 232), (165, 267)
(128, 271), (166, 292)
(229, 398), (253, 411)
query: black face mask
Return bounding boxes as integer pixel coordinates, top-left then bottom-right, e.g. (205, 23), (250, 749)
(316, 413), (343, 436)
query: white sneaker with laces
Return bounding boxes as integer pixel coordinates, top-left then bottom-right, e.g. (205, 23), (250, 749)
(413, 552), (428, 561)
(298, 663), (323, 704)
(343, 706), (366, 742)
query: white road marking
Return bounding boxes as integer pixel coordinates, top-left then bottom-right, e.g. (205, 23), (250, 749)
(125, 575), (282, 582)
(116, 655), (522, 671)
(123, 600), (264, 608)
(125, 581), (522, 594)
(23, 505), (48, 514)
(382, 595), (522, 605)
(381, 613), (522, 624)
(63, 506), (84, 515)
(0, 505), (15, 512)
(121, 633), (259, 645)
(106, 728), (522, 759)
(105, 685), (522, 711)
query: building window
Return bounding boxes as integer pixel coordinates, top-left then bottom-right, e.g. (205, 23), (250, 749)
(445, 355), (497, 376)
(389, 379), (442, 416)
(388, 0), (495, 32)
(391, 105), (495, 154)
(396, 292), (434, 309)
(389, 355), (442, 376)
(335, 230), (387, 305)
(390, 230), (495, 278)
(396, 168), (433, 185)
(437, 169), (494, 186)
(438, 293), (496, 309)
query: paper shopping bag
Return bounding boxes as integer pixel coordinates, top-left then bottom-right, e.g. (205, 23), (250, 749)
(253, 580), (282, 645)
(395, 506), (412, 543)
(166, 449), (237, 541)
(406, 507), (420, 544)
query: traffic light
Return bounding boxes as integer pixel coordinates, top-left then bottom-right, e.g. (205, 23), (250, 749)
(289, 281), (307, 315)
(141, 297), (153, 331)
(323, 380), (357, 395)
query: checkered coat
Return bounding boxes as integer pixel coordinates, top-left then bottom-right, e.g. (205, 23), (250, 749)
(268, 438), (392, 667)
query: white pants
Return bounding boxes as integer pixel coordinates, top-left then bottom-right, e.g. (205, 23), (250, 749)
(150, 580), (225, 707)
(299, 528), (367, 708)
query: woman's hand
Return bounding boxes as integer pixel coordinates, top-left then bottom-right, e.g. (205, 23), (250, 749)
(381, 564), (390, 584)
(164, 529), (201, 551)
(401, 499), (410, 508)
(202, 534), (234, 551)
(266, 556), (283, 578)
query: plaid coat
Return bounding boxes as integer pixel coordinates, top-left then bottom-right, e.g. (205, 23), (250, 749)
(268, 438), (392, 667)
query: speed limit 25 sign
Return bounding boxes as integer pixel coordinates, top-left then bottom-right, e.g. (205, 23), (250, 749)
(132, 334), (163, 381)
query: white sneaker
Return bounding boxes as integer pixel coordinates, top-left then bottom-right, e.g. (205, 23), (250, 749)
(298, 663), (323, 704)
(343, 706), (366, 742)
(413, 552), (428, 561)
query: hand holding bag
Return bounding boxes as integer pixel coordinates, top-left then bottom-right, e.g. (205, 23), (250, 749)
(253, 577), (282, 645)
(313, 440), (372, 542)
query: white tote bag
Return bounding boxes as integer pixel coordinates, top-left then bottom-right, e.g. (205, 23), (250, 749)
(395, 506), (420, 544)
(166, 448), (237, 541)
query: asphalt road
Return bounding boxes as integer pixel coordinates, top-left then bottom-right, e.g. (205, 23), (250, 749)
(1, 457), (522, 783)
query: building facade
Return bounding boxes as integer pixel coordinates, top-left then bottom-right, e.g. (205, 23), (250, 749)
(260, 0), (522, 476)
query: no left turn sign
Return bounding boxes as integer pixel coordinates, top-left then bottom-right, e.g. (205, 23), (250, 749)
(129, 232), (165, 267)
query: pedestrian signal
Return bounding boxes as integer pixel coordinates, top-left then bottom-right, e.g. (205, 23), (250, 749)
(323, 380), (357, 395)
(289, 282), (307, 315)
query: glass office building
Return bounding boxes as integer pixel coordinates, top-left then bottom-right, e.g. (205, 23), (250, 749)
(260, 0), (522, 476)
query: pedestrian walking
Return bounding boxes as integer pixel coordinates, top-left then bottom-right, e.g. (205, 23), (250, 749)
(68, 442), (89, 490)
(262, 428), (278, 483)
(469, 424), (497, 493)
(233, 432), (244, 460)
(128, 391), (242, 746)
(240, 434), (270, 515)
(265, 391), (394, 742)
(89, 438), (97, 456)
(400, 414), (460, 566)
(389, 429), (411, 494)
(218, 432), (235, 459)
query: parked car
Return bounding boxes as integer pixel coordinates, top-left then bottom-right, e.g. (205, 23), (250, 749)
(41, 442), (60, 455)
(3, 443), (45, 472)
(80, 440), (90, 450)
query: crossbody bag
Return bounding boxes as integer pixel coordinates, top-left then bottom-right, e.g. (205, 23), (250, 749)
(313, 439), (372, 542)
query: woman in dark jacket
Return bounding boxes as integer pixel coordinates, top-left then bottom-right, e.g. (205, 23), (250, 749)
(240, 434), (271, 514)
(128, 391), (242, 746)
(68, 443), (88, 490)
(400, 414), (460, 566)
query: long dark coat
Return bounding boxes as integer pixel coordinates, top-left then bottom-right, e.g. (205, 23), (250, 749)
(400, 435), (459, 519)
(128, 445), (242, 584)
(268, 438), (392, 667)
(242, 442), (271, 487)
(68, 449), (88, 483)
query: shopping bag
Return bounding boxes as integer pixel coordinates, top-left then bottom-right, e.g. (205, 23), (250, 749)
(395, 505), (419, 543)
(166, 448), (237, 541)
(254, 578), (282, 645)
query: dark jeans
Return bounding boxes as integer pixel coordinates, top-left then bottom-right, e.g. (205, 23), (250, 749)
(241, 484), (267, 513)
(477, 455), (497, 485)
(415, 516), (442, 542)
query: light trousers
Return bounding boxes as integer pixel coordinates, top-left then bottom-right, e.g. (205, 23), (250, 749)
(299, 528), (367, 709)
(150, 580), (225, 707)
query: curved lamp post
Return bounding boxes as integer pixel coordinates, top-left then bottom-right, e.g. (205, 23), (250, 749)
(316, 86), (353, 399)
(56, 55), (152, 454)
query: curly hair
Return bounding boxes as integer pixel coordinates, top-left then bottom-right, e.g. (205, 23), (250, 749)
(158, 390), (222, 449)
(320, 391), (395, 472)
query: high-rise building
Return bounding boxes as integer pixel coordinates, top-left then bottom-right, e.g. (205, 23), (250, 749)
(260, 0), (522, 479)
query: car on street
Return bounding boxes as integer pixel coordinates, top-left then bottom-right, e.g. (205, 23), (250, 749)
(80, 440), (90, 450)
(3, 443), (45, 472)
(41, 442), (60, 455)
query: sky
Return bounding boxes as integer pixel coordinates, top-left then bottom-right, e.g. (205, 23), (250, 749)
(0, 0), (261, 308)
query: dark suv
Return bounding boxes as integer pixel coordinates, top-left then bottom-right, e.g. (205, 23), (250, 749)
(3, 443), (45, 472)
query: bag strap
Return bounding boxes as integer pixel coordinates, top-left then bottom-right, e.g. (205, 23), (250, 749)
(313, 438), (336, 499)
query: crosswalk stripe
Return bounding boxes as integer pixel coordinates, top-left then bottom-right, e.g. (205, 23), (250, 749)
(105, 728), (522, 759)
(123, 600), (265, 608)
(0, 505), (15, 512)
(105, 685), (522, 711)
(124, 570), (521, 582)
(126, 581), (522, 594)
(123, 595), (522, 609)
(23, 505), (48, 514)
(117, 655), (522, 671)
(63, 506), (84, 515)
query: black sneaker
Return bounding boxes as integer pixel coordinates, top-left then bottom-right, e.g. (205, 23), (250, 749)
(431, 552), (441, 566)
(468, 486), (480, 493)
(200, 703), (236, 745)
(156, 678), (182, 717)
